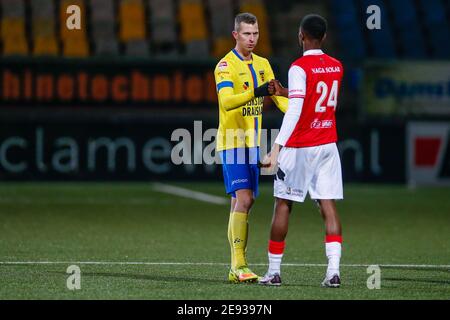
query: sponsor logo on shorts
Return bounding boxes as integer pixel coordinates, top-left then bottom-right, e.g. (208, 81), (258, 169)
(231, 178), (248, 186)
(286, 187), (303, 197)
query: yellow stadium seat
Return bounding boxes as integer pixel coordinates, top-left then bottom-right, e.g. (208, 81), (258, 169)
(1, 18), (26, 39)
(212, 37), (234, 58)
(254, 40), (272, 57)
(240, 3), (268, 23)
(63, 36), (89, 57)
(33, 19), (56, 38)
(240, 3), (272, 56)
(33, 36), (59, 56)
(179, 1), (208, 43)
(119, 0), (146, 41)
(60, 0), (87, 40)
(120, 0), (145, 20)
(2, 36), (28, 56)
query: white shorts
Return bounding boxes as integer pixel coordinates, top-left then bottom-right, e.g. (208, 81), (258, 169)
(274, 143), (343, 202)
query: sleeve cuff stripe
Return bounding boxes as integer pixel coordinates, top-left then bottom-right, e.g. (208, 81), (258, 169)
(217, 81), (234, 91)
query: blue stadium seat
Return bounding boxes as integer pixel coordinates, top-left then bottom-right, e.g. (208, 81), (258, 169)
(389, 0), (426, 59)
(418, 0), (450, 59)
(330, 0), (356, 14)
(330, 0), (366, 62)
(337, 30), (366, 61)
(361, 0), (397, 59)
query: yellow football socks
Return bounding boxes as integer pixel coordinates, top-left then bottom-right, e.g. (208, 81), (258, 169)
(230, 211), (248, 269)
(227, 212), (235, 267)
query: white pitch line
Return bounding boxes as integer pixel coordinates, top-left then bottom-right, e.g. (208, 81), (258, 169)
(151, 183), (228, 205)
(0, 261), (449, 268)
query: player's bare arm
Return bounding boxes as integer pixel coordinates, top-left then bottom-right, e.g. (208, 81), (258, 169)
(260, 143), (281, 171)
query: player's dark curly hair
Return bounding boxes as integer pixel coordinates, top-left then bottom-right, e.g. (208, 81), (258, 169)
(300, 14), (327, 40)
(234, 13), (258, 31)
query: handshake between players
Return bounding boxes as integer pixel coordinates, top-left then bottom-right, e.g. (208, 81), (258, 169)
(259, 79), (287, 172)
(267, 79), (288, 98)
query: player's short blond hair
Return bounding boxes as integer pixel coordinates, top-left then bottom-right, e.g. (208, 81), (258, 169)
(234, 13), (258, 31)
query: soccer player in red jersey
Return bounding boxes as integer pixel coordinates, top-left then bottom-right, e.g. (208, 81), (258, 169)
(259, 14), (344, 287)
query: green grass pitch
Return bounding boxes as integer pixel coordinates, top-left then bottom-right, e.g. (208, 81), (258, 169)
(0, 182), (449, 299)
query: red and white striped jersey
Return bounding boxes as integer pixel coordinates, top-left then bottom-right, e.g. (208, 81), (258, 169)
(275, 49), (344, 148)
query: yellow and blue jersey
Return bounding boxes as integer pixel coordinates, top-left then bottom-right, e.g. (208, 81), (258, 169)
(214, 49), (288, 152)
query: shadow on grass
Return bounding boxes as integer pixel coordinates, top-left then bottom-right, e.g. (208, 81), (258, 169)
(384, 277), (450, 286)
(49, 270), (322, 288)
(52, 271), (226, 285)
(83, 273), (330, 288)
(380, 266), (450, 286)
(381, 266), (450, 273)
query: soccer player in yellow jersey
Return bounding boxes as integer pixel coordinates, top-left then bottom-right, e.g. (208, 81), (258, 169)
(214, 13), (288, 283)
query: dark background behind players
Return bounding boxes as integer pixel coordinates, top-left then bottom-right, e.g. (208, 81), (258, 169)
(1, 0), (448, 185)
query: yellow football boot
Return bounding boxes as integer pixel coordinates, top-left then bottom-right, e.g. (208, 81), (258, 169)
(228, 266), (259, 283)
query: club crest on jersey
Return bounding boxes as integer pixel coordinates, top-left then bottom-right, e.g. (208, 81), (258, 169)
(243, 82), (249, 90)
(259, 70), (265, 82)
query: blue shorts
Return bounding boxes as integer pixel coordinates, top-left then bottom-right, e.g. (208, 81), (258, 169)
(219, 147), (260, 198)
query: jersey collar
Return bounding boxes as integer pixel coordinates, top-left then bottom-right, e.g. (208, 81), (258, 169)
(232, 49), (253, 64)
(303, 49), (324, 56)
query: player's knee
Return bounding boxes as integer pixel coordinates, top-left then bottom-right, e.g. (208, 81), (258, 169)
(275, 198), (292, 212)
(236, 196), (254, 211)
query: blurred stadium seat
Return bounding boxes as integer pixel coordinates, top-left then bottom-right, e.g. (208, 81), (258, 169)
(0, 0), (448, 60)
(1, 17), (26, 39)
(212, 37), (234, 58)
(90, 0), (119, 56)
(1, 0), (25, 18)
(125, 39), (150, 57)
(2, 35), (28, 56)
(207, 0), (234, 58)
(119, 0), (150, 57)
(31, 0), (59, 56)
(179, 0), (209, 56)
(1, 0), (28, 55)
(148, 0), (178, 56)
(60, 0), (89, 57)
(239, 0), (272, 56)
(119, 0), (147, 42)
(389, 0), (426, 59)
(362, 0), (397, 59)
(31, 0), (54, 18)
(33, 35), (59, 56)
(60, 0), (86, 40)
(418, 0), (450, 58)
(90, 0), (116, 21)
(94, 38), (120, 56)
(330, 0), (366, 62)
(63, 36), (89, 57)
